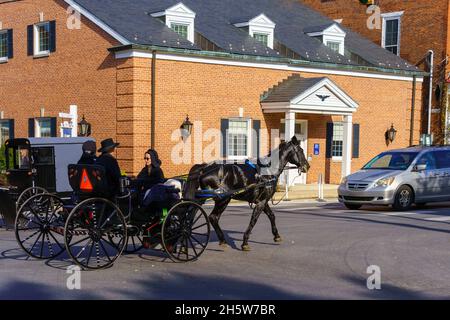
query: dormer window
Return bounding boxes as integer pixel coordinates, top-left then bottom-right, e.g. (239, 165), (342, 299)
(151, 2), (196, 43)
(234, 13), (276, 49)
(305, 23), (346, 55)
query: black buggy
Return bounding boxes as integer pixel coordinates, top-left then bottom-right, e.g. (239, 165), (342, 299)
(0, 138), (92, 228)
(14, 164), (211, 270)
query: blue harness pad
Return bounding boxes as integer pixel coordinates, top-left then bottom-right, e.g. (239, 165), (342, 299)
(245, 159), (257, 170)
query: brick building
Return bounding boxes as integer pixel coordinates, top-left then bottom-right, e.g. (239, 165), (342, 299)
(301, 0), (450, 144)
(0, 0), (425, 184)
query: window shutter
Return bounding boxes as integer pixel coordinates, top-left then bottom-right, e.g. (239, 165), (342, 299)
(27, 25), (34, 56)
(7, 29), (13, 59)
(252, 120), (261, 159)
(28, 118), (35, 137)
(50, 118), (57, 137)
(49, 20), (56, 52)
(352, 124), (360, 159)
(220, 119), (229, 158)
(326, 122), (334, 158)
(8, 119), (14, 139)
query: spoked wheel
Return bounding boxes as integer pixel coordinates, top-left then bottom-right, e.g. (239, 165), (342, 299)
(161, 201), (210, 263)
(64, 198), (127, 270)
(15, 194), (68, 259)
(16, 187), (48, 212)
(108, 225), (144, 254)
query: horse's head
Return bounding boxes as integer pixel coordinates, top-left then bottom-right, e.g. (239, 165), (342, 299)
(285, 136), (310, 174)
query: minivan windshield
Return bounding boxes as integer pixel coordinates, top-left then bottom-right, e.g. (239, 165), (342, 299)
(362, 152), (419, 170)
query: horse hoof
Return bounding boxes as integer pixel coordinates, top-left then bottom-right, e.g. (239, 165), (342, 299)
(274, 236), (283, 243)
(241, 245), (251, 251)
(219, 242), (229, 248)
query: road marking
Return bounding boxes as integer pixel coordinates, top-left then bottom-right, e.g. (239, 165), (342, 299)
(424, 216), (450, 222)
(381, 212), (419, 216)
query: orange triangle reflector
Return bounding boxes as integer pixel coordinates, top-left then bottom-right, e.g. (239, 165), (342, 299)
(80, 169), (93, 192)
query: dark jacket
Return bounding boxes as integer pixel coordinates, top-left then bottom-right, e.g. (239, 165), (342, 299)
(97, 153), (122, 195)
(77, 153), (97, 165)
(136, 166), (165, 190)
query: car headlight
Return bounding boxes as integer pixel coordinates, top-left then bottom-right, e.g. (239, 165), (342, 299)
(375, 177), (395, 187)
(340, 177), (348, 185)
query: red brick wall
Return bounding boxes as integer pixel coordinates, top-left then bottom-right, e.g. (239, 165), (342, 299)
(0, 0), (119, 149)
(301, 0), (449, 142)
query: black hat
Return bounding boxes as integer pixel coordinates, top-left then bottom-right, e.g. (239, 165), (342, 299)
(98, 138), (120, 153)
(82, 140), (96, 154)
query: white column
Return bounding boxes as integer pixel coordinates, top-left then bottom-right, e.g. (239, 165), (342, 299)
(342, 114), (353, 178)
(285, 111), (296, 186)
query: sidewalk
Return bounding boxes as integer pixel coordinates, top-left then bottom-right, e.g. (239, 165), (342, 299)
(274, 183), (339, 201)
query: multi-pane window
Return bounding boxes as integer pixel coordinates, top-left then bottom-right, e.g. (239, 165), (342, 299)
(383, 18), (400, 55)
(36, 118), (52, 138)
(171, 23), (188, 39)
(332, 122), (344, 157)
(326, 41), (341, 53)
(228, 120), (249, 158)
(36, 22), (50, 54)
(253, 33), (269, 46)
(0, 31), (7, 59)
(0, 121), (10, 146)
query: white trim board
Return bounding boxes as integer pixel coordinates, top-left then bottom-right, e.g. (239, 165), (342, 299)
(114, 49), (423, 83)
(64, 0), (130, 45)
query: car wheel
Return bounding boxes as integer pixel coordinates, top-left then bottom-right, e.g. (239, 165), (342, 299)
(344, 203), (362, 210)
(393, 186), (414, 211)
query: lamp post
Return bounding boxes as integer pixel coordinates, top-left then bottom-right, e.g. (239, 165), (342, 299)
(385, 123), (397, 144)
(180, 115), (193, 140)
(78, 115), (91, 137)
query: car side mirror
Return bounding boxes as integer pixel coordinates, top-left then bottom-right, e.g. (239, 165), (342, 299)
(413, 164), (427, 172)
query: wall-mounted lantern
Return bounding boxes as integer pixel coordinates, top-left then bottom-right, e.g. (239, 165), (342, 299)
(180, 115), (193, 139)
(78, 115), (91, 137)
(385, 123), (397, 144)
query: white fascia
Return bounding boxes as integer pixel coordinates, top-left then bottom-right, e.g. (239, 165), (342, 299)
(307, 23), (346, 55)
(234, 13), (276, 49)
(151, 2), (196, 43)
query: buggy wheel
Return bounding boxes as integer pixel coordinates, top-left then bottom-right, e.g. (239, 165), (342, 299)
(64, 198), (127, 270)
(16, 187), (48, 212)
(108, 225), (144, 254)
(15, 194), (67, 259)
(162, 201), (210, 262)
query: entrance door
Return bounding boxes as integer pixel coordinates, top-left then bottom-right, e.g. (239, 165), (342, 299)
(280, 119), (308, 185)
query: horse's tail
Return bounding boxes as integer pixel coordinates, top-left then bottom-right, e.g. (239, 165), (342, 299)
(183, 163), (207, 200)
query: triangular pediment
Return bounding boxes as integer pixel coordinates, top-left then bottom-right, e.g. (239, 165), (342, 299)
(323, 23), (346, 36)
(249, 13), (276, 27)
(166, 2), (196, 16)
(291, 78), (357, 111)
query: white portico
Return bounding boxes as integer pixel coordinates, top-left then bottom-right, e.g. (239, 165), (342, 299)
(261, 74), (359, 185)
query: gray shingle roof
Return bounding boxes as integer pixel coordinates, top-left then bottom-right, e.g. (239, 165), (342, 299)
(72, 0), (420, 72)
(261, 74), (326, 103)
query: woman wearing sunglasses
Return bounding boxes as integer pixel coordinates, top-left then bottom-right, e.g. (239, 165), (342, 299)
(137, 149), (165, 189)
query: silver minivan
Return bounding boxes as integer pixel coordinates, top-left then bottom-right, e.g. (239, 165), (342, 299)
(338, 146), (450, 210)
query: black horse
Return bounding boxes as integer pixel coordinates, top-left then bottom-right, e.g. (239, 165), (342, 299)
(184, 136), (310, 251)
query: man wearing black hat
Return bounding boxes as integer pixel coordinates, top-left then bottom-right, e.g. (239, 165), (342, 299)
(77, 140), (97, 165)
(96, 138), (122, 196)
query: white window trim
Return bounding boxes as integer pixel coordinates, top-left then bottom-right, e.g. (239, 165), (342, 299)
(151, 3), (196, 43)
(227, 118), (252, 160)
(34, 22), (50, 57)
(0, 30), (8, 63)
(35, 118), (51, 138)
(331, 122), (344, 161)
(235, 14), (276, 49)
(307, 23), (346, 56)
(381, 11), (404, 56)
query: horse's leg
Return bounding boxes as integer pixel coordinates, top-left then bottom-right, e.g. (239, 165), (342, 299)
(209, 197), (231, 247)
(264, 204), (282, 243)
(242, 202), (265, 251)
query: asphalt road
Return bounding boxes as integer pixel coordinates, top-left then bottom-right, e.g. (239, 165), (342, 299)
(2, 200), (450, 300)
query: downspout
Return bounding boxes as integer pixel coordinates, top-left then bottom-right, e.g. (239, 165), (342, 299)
(427, 50), (434, 135)
(151, 50), (156, 149)
(410, 75), (416, 146)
